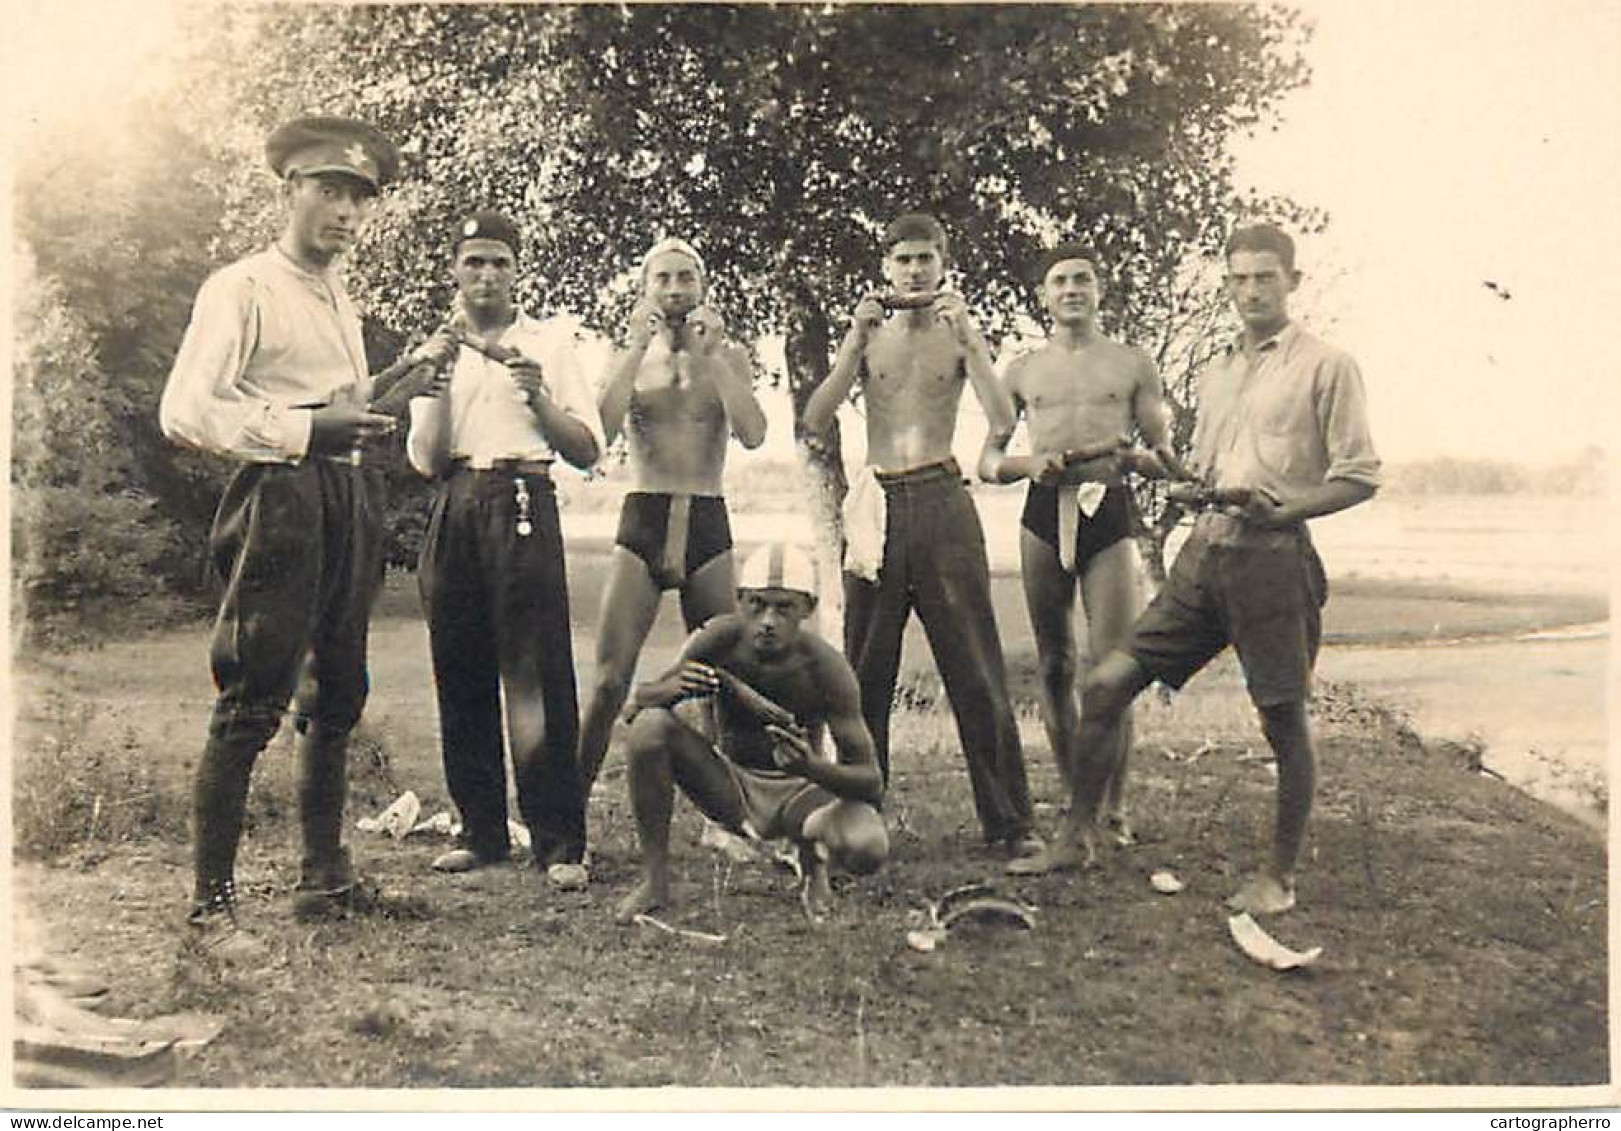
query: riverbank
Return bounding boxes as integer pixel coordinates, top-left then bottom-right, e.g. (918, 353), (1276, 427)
(554, 490), (1611, 826)
(10, 619), (1608, 1089)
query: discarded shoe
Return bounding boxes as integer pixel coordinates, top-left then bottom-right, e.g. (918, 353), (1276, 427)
(545, 862), (589, 892)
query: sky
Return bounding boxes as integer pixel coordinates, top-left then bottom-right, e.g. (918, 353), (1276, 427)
(8, 0), (1621, 468)
(1229, 0), (1621, 466)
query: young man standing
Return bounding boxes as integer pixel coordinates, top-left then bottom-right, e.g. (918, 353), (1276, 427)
(803, 213), (1037, 856)
(979, 244), (1186, 870)
(1038, 224), (1380, 915)
(577, 238), (767, 800)
(405, 211), (603, 890)
(161, 116), (411, 954)
(614, 543), (888, 924)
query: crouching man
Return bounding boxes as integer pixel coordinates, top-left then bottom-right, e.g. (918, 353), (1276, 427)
(614, 543), (889, 923)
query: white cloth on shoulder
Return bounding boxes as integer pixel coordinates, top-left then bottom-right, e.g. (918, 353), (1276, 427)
(842, 466), (887, 582)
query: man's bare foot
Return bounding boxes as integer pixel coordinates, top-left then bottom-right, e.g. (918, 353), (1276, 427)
(800, 864), (835, 922)
(1225, 873), (1296, 915)
(1005, 830), (1099, 875)
(614, 878), (670, 924)
(1105, 812), (1136, 848)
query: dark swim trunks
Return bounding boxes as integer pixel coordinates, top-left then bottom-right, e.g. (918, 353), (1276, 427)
(614, 492), (733, 590)
(1020, 483), (1132, 575)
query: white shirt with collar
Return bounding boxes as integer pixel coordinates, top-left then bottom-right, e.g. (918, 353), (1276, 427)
(159, 245), (371, 463)
(406, 311), (603, 477)
(1190, 320), (1381, 501)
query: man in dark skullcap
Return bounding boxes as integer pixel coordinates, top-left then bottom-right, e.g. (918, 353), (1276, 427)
(405, 211), (602, 890)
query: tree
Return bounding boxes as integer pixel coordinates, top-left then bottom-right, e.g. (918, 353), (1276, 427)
(11, 247), (190, 644)
(188, 3), (1317, 606)
(15, 101), (241, 607)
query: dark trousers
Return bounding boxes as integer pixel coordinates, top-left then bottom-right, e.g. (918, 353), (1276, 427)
(193, 460), (384, 899)
(843, 462), (1033, 842)
(418, 467), (585, 865)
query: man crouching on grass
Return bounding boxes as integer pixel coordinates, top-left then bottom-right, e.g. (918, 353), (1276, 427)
(614, 543), (888, 923)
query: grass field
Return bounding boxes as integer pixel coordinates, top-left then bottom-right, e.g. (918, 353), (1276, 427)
(9, 560), (1608, 1092)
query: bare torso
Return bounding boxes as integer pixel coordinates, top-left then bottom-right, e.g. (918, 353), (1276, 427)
(625, 338), (729, 495)
(1014, 336), (1150, 486)
(861, 319), (967, 473)
(706, 623), (837, 768)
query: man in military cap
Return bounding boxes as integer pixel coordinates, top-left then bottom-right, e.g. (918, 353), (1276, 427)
(614, 542), (888, 924)
(405, 211), (602, 890)
(161, 115), (423, 955)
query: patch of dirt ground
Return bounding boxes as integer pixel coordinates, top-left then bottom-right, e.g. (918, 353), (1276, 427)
(12, 671), (1607, 1090)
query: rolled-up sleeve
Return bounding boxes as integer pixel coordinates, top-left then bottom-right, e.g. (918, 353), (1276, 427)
(159, 272), (313, 461)
(1315, 352), (1381, 489)
(406, 393), (452, 479)
(545, 330), (606, 463)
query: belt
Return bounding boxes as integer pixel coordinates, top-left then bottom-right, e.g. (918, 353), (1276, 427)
(1195, 510), (1306, 548)
(263, 452), (366, 469)
(446, 457), (553, 478)
(874, 457), (963, 486)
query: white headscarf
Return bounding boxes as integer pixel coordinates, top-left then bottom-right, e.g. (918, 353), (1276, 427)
(639, 236), (706, 281)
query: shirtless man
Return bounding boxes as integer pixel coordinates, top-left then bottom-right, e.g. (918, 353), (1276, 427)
(614, 542), (887, 923)
(578, 238), (767, 804)
(803, 212), (1037, 855)
(979, 244), (1187, 873)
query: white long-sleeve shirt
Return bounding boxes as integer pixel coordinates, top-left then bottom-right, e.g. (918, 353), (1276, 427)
(160, 245), (371, 462)
(406, 312), (603, 476)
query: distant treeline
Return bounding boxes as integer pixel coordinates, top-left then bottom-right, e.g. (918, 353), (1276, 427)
(1383, 450), (1607, 497)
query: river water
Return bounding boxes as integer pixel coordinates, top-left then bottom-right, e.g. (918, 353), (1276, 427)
(565, 491), (1611, 826)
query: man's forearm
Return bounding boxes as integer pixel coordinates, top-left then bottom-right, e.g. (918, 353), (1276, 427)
(705, 354), (767, 448)
(1276, 478), (1376, 524)
(598, 347), (646, 444)
(803, 334), (864, 432)
(797, 758), (882, 808)
(530, 395), (599, 469)
(963, 341), (1015, 435)
(978, 441), (1033, 485)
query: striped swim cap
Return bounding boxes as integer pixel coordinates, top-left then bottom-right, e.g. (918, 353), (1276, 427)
(738, 542), (818, 598)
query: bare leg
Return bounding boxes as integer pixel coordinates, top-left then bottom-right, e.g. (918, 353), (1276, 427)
(798, 841), (835, 921)
(797, 801), (888, 920)
(614, 708), (748, 924)
(1008, 651), (1152, 875)
(1228, 699), (1313, 915)
(677, 550), (739, 633)
(578, 548), (664, 798)
(1018, 529), (1081, 795)
(1078, 539), (1142, 844)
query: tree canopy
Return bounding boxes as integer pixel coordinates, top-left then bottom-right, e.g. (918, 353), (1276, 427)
(190, 2), (1316, 584)
(201, 4), (1311, 351)
(14, 2), (1319, 632)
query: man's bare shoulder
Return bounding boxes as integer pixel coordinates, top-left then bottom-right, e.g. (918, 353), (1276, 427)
(803, 632), (859, 694)
(685, 613), (747, 659)
(1119, 340), (1162, 384)
(1094, 333), (1152, 369)
(1001, 345), (1041, 391)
